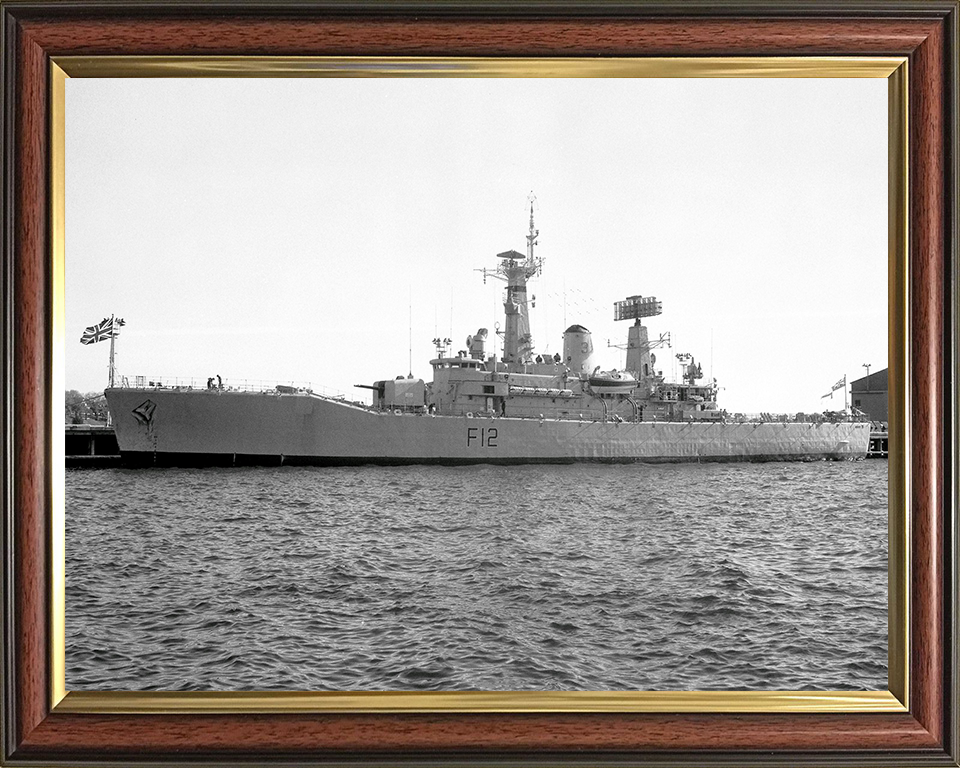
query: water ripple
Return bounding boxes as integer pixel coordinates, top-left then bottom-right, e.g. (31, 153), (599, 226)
(66, 461), (887, 691)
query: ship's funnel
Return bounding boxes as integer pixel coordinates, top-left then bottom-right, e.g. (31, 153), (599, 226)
(563, 324), (595, 373)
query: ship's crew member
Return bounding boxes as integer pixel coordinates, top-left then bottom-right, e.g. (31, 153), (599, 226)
(217, 374), (223, 389)
(554, 353), (561, 363)
(206, 377), (214, 389)
(535, 355), (543, 364)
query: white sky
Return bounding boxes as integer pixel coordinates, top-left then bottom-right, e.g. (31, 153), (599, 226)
(66, 77), (888, 413)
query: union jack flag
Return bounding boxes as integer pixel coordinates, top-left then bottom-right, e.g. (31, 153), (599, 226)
(80, 316), (125, 345)
(821, 375), (846, 399)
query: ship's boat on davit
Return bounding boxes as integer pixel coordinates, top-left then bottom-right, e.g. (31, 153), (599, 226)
(587, 370), (638, 396)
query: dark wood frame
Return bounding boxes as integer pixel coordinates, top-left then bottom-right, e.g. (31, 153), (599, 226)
(2, 2), (957, 765)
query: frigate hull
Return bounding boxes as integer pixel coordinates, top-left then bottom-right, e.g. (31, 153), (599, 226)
(105, 388), (871, 467)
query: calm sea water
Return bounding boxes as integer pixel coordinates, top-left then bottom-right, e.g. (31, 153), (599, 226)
(66, 461), (887, 691)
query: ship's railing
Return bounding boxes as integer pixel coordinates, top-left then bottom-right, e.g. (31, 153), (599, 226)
(115, 375), (345, 400)
(376, 411), (870, 425)
(472, 411), (869, 424)
(711, 411), (871, 424)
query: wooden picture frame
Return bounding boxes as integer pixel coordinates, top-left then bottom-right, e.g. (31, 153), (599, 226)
(2, 2), (957, 765)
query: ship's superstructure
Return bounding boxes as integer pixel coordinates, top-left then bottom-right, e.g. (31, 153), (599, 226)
(103, 202), (871, 466)
(369, 201), (720, 425)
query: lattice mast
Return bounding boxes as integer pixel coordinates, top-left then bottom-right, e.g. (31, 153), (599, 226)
(478, 194), (544, 365)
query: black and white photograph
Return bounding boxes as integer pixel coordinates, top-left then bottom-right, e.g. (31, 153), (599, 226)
(64, 75), (889, 692)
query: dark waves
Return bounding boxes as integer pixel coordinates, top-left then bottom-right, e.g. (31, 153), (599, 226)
(65, 461), (887, 691)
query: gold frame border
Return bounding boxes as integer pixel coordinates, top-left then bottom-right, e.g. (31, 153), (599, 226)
(50, 55), (909, 715)
(55, 55), (902, 78)
(51, 60), (67, 707)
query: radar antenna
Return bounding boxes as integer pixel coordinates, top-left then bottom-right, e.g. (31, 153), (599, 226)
(614, 295), (663, 324)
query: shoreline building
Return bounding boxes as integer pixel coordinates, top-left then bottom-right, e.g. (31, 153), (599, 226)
(850, 368), (888, 423)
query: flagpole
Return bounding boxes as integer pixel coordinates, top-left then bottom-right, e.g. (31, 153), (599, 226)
(108, 315), (116, 388)
(844, 373), (848, 413)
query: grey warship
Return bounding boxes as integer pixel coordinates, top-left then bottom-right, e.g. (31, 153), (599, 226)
(104, 203), (871, 466)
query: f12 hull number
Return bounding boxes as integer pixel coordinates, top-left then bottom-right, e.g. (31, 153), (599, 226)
(466, 427), (498, 448)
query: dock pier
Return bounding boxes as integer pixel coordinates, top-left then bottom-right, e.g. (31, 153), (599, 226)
(867, 421), (888, 459)
(65, 424), (120, 467)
